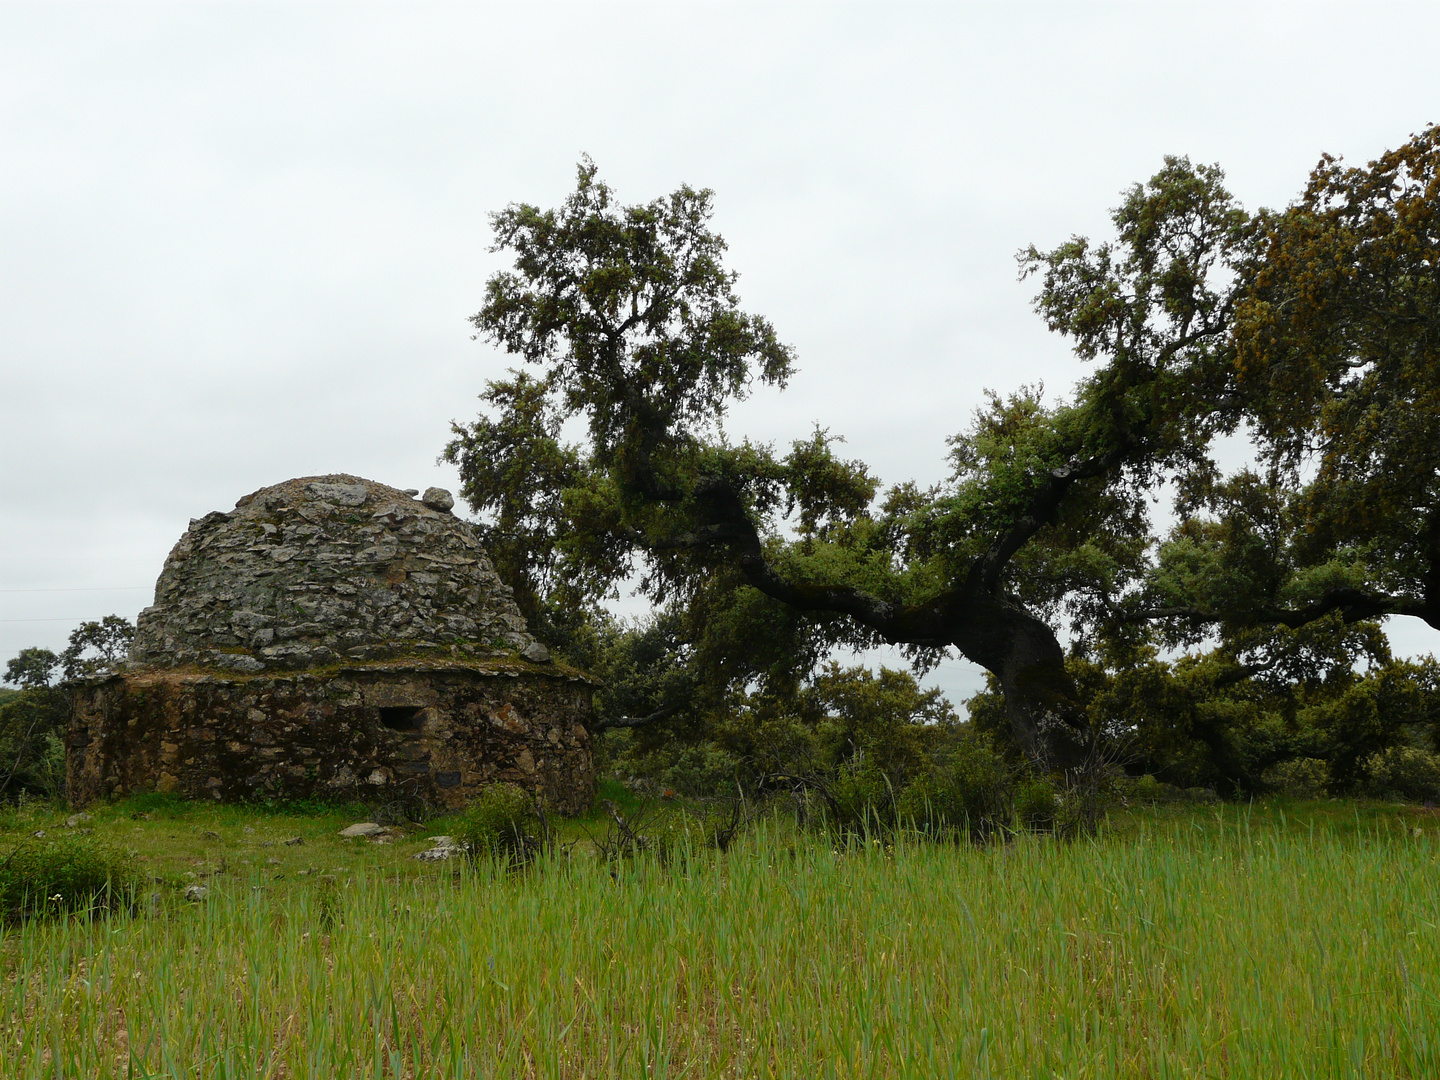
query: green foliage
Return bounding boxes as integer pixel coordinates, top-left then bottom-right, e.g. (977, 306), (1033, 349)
(603, 735), (744, 799)
(4, 647), (59, 689)
(1261, 758), (1332, 799)
(1014, 776), (1060, 830)
(895, 736), (1014, 841)
(109, 791), (197, 819)
(825, 758), (896, 835)
(1143, 126), (1440, 662)
(632, 807), (718, 865)
(442, 371), (589, 649)
(0, 835), (137, 921)
(6, 807), (1440, 1074)
(1362, 746), (1440, 803)
(314, 875), (343, 931)
(808, 663), (958, 778)
(58, 615), (134, 681)
(0, 687), (68, 801)
(455, 783), (544, 867)
(0, 615), (139, 802)
(457, 136), (1440, 787)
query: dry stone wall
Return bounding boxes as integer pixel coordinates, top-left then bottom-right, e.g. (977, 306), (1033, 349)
(68, 661), (596, 815)
(73, 473), (597, 814)
(130, 475), (544, 673)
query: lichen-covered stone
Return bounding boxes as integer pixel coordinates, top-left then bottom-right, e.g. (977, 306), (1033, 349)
(130, 475), (539, 672)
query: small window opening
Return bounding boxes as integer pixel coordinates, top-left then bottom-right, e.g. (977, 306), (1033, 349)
(379, 706), (424, 732)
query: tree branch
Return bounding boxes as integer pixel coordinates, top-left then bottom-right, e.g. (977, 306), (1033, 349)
(592, 705), (680, 732)
(1129, 588), (1434, 631)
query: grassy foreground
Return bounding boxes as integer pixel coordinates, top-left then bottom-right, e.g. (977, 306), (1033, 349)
(2, 801), (1439, 1078)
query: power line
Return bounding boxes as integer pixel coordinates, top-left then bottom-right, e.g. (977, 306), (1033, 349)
(0, 587), (151, 594)
(0, 618), (103, 624)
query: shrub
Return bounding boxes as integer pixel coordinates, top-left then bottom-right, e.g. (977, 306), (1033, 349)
(1112, 773), (1199, 805)
(1262, 758), (1332, 799)
(455, 783), (544, 867)
(0, 690), (68, 802)
(609, 740), (746, 799)
(0, 835), (137, 921)
(1362, 746), (1440, 803)
(638, 807), (715, 865)
(826, 759), (895, 836)
(1014, 777), (1059, 831)
(896, 737), (1012, 842)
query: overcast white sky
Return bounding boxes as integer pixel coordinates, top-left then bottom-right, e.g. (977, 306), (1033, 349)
(3, 1), (1439, 702)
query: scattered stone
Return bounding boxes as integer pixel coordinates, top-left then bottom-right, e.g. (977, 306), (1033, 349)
(243, 826), (255, 834)
(420, 487), (455, 513)
(202, 830), (221, 839)
(31, 830), (45, 839)
(413, 835), (465, 862)
(265, 858), (281, 866)
(283, 835), (304, 846)
(372, 835), (393, 845)
(65, 813), (93, 828)
(403, 488), (420, 496)
(183, 885), (208, 902)
(339, 823), (385, 838)
(520, 641), (551, 664)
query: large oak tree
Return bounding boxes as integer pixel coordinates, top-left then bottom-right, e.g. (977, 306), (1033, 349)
(449, 156), (1258, 770)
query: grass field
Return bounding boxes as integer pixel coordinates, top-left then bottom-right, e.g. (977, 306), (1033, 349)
(1, 796), (1438, 1078)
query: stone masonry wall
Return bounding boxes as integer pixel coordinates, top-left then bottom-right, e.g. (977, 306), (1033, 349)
(67, 662), (595, 815)
(129, 475), (542, 674)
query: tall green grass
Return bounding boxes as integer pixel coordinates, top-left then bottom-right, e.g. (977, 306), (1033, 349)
(1, 808), (1437, 1077)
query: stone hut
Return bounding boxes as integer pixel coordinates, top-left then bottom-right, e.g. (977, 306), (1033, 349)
(67, 475), (596, 814)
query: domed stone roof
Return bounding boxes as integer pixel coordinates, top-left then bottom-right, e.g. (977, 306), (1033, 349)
(129, 475), (543, 673)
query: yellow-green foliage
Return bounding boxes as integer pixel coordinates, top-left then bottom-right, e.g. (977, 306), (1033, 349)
(1364, 745), (1440, 803)
(895, 736), (1012, 840)
(2, 805), (1439, 1077)
(1263, 756), (1332, 798)
(454, 782), (541, 866)
(0, 835), (137, 921)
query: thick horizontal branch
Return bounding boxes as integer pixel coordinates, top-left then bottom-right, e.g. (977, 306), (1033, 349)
(1129, 588), (1436, 631)
(639, 474), (958, 646)
(592, 704), (679, 732)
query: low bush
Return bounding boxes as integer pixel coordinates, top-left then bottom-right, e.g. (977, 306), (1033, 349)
(589, 797), (748, 865)
(0, 835), (138, 921)
(1362, 746), (1440, 803)
(638, 807), (717, 865)
(455, 783), (545, 867)
(896, 737), (1012, 842)
(826, 759), (895, 836)
(1262, 757), (1332, 799)
(1014, 777), (1059, 831)
(1111, 773), (1213, 806)
(0, 689), (68, 802)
